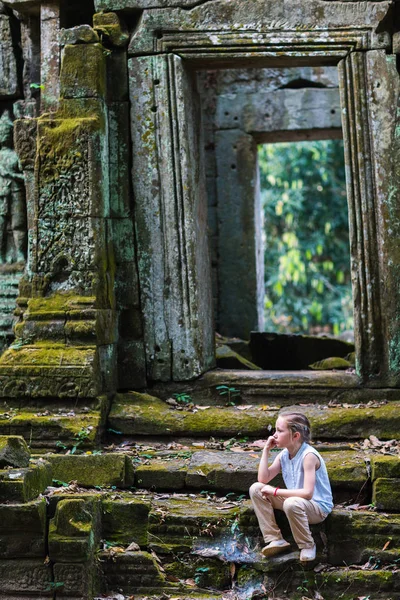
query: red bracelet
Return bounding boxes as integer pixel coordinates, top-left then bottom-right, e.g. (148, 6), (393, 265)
(273, 487), (279, 496)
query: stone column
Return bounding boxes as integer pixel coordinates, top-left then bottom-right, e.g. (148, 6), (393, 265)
(40, 1), (60, 111)
(0, 3), (19, 98)
(0, 26), (118, 400)
(216, 129), (264, 339)
(129, 53), (215, 381)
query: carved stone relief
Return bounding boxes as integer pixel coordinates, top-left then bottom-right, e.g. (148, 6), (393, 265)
(0, 4), (19, 99)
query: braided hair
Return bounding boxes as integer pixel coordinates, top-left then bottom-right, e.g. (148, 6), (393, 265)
(279, 412), (311, 443)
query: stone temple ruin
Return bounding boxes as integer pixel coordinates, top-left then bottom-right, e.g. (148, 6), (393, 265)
(0, 0), (400, 598)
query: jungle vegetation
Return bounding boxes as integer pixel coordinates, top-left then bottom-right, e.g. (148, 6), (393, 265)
(258, 139), (353, 337)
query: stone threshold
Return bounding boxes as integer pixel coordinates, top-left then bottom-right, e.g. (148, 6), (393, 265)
(147, 370), (400, 405)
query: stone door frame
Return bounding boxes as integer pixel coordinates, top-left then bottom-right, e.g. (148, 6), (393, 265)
(129, 18), (398, 385)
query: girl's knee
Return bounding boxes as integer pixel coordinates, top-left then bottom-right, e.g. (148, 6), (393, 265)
(249, 481), (264, 498)
(283, 497), (304, 514)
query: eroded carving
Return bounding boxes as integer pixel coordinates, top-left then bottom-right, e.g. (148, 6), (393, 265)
(0, 111), (26, 264)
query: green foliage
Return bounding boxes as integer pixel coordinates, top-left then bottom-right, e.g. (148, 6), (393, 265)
(259, 140), (353, 335)
(172, 393), (192, 404)
(71, 426), (92, 454)
(216, 385), (241, 404)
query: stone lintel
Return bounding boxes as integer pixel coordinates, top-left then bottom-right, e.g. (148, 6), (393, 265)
(128, 3), (392, 56)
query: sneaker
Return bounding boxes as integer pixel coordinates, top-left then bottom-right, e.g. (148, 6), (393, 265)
(261, 539), (291, 557)
(300, 545), (316, 562)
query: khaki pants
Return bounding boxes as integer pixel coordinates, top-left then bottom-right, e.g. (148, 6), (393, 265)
(249, 482), (327, 549)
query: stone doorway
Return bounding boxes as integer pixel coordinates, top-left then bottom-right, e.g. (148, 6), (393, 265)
(129, 9), (399, 386)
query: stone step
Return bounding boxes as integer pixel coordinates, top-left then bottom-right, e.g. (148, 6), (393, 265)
(42, 488), (400, 598)
(39, 446), (400, 510)
(109, 392), (400, 440)
(147, 370), (400, 405)
(0, 406), (105, 449)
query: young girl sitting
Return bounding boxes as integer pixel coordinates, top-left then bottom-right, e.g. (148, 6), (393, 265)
(249, 412), (333, 562)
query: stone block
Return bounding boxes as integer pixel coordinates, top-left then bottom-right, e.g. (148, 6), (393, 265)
(115, 261), (140, 308)
(326, 509), (400, 565)
(111, 218), (136, 263)
(102, 551), (166, 591)
(108, 103), (131, 217)
(60, 43), (106, 99)
(93, 11), (129, 47)
(0, 435), (30, 468)
(216, 129), (263, 338)
(373, 477), (400, 511)
(102, 495), (150, 545)
(215, 88), (342, 133)
(59, 25), (99, 46)
(0, 460), (52, 503)
(106, 53), (129, 102)
(49, 497), (101, 562)
(186, 451), (259, 493)
(0, 408), (102, 449)
(0, 498), (46, 558)
(0, 559), (52, 595)
(65, 309), (117, 346)
(119, 307), (143, 339)
(117, 338), (147, 389)
(53, 562), (93, 596)
(216, 344), (261, 370)
(0, 14), (19, 98)
(371, 455), (400, 480)
(135, 459), (187, 491)
(98, 343), (118, 393)
(46, 453), (134, 488)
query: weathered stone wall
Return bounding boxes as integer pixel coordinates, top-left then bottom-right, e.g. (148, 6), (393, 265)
(0, 0), (399, 387)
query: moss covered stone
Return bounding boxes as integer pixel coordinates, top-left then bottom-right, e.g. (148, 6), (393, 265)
(45, 453), (134, 487)
(110, 392), (400, 440)
(0, 498), (47, 558)
(0, 435), (30, 468)
(102, 494), (150, 545)
(49, 496), (101, 562)
(148, 496), (241, 553)
(317, 569), (399, 595)
(373, 477), (400, 511)
(60, 25), (100, 46)
(102, 550), (168, 591)
(135, 458), (187, 491)
(93, 12), (129, 47)
(0, 410), (101, 449)
(371, 454), (400, 480)
(0, 342), (96, 368)
(216, 345), (261, 370)
(309, 402), (400, 440)
(326, 509), (400, 564)
(0, 459), (52, 502)
(60, 43), (106, 99)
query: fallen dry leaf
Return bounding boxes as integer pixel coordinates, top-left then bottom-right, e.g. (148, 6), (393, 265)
(249, 440), (268, 448)
(382, 540), (391, 551)
(126, 542), (140, 552)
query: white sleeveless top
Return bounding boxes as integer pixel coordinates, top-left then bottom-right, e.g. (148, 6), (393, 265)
(279, 442), (333, 515)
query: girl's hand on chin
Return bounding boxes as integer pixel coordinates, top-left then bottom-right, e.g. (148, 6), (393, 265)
(261, 484), (276, 496)
(265, 436), (277, 450)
